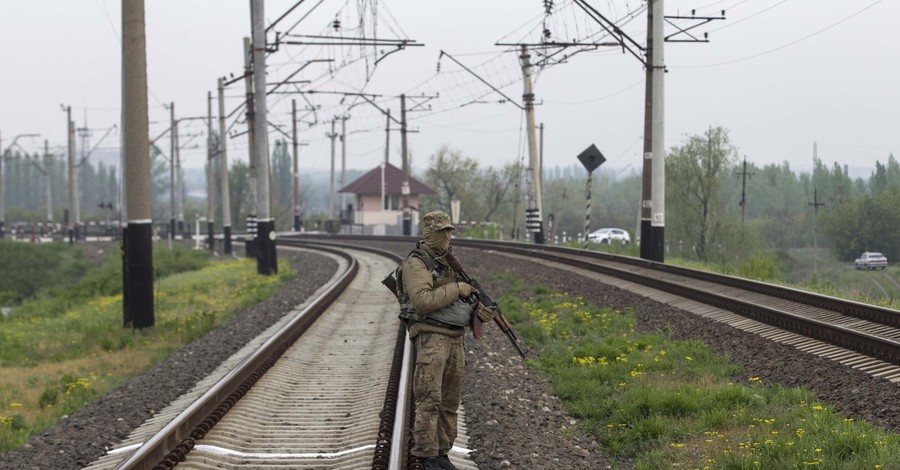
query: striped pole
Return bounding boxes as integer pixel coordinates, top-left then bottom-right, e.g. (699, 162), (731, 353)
(583, 171), (592, 248)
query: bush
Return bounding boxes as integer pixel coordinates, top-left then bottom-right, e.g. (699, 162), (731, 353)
(0, 242), (93, 304)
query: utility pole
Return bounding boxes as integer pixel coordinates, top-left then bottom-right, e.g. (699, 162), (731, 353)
(175, 117), (185, 239)
(736, 156), (753, 225)
(66, 105), (77, 243)
(166, 103), (176, 247)
(122, 0), (154, 329)
(217, 78), (233, 254)
(251, 0), (276, 275)
(206, 90), (215, 252)
(810, 188), (825, 277)
(384, 109), (391, 165)
(291, 99), (300, 232)
(519, 46), (544, 244)
(243, 36), (259, 258)
(244, 37), (259, 258)
(400, 94), (411, 235)
(340, 115), (347, 223)
(640, 0), (666, 262)
(327, 118), (338, 221)
(44, 140), (53, 223)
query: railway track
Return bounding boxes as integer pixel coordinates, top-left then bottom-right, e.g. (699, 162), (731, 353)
(84, 242), (478, 470)
(300, 235), (900, 376)
(84, 234), (900, 469)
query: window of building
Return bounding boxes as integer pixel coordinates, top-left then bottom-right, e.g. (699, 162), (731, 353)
(384, 194), (400, 210)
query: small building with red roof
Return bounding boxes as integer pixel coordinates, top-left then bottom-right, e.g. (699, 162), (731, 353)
(338, 162), (434, 235)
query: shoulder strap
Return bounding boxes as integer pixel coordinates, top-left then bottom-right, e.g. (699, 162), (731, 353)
(408, 246), (441, 272)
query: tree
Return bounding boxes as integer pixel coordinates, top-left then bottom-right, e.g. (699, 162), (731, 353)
(666, 126), (738, 262)
(479, 163), (519, 222)
(423, 145), (480, 219)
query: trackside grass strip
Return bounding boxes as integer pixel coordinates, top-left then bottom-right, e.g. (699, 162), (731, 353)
(496, 278), (900, 469)
(0, 256), (295, 452)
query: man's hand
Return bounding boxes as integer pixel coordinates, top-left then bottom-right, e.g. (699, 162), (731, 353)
(457, 282), (474, 298)
(475, 304), (495, 322)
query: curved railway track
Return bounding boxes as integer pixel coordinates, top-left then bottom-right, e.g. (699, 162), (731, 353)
(85, 242), (482, 470)
(301, 235), (900, 374)
(84, 234), (900, 470)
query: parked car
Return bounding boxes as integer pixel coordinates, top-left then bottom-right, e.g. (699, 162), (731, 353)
(588, 228), (631, 245)
(854, 252), (888, 270)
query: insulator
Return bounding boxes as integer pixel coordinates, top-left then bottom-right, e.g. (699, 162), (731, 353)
(333, 18), (341, 31)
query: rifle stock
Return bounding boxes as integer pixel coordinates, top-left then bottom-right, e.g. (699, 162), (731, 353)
(446, 248), (526, 358)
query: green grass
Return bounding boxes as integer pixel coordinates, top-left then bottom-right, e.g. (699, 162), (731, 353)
(496, 278), (900, 469)
(0, 250), (296, 452)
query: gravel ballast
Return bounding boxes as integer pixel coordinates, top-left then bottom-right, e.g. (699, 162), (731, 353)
(3, 241), (899, 470)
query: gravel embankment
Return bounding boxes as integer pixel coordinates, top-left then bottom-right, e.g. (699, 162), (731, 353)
(4, 241), (899, 470)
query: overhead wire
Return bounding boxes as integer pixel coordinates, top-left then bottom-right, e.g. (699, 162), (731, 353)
(672, 0), (886, 68)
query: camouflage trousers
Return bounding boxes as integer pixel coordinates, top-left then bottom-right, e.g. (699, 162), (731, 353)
(411, 332), (465, 458)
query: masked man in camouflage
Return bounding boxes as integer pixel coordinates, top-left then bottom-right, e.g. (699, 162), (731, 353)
(396, 211), (494, 470)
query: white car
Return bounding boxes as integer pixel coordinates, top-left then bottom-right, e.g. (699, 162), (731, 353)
(854, 252), (888, 270)
(588, 228), (630, 245)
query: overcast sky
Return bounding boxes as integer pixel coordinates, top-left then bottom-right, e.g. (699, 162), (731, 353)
(2, 0), (897, 178)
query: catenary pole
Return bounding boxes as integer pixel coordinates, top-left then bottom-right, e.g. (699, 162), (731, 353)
(175, 115), (184, 238)
(340, 115), (347, 223)
(206, 90), (215, 252)
(520, 45), (544, 244)
(121, 0), (154, 328)
(67, 106), (76, 243)
(251, 0), (276, 275)
(168, 102), (175, 247)
(384, 109), (391, 165)
(44, 140), (52, 223)
(401, 94), (410, 235)
(291, 99), (300, 231)
(217, 78), (233, 254)
(640, 0), (665, 262)
(327, 118), (337, 220)
(243, 36), (259, 258)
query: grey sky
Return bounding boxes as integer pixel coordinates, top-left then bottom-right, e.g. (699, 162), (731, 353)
(2, 0), (897, 177)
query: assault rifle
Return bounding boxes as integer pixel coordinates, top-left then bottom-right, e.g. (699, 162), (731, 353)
(445, 248), (526, 358)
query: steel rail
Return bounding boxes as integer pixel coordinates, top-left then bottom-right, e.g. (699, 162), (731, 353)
(289, 234), (900, 365)
(281, 238), (416, 470)
(113, 245), (358, 470)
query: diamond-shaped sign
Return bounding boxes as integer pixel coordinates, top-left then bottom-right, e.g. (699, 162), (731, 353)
(577, 144), (606, 173)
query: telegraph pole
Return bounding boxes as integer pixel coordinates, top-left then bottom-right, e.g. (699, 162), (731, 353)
(206, 90), (215, 252)
(291, 99), (301, 232)
(217, 78), (232, 254)
(122, 0), (154, 328)
(520, 46), (544, 244)
(251, 0), (276, 275)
